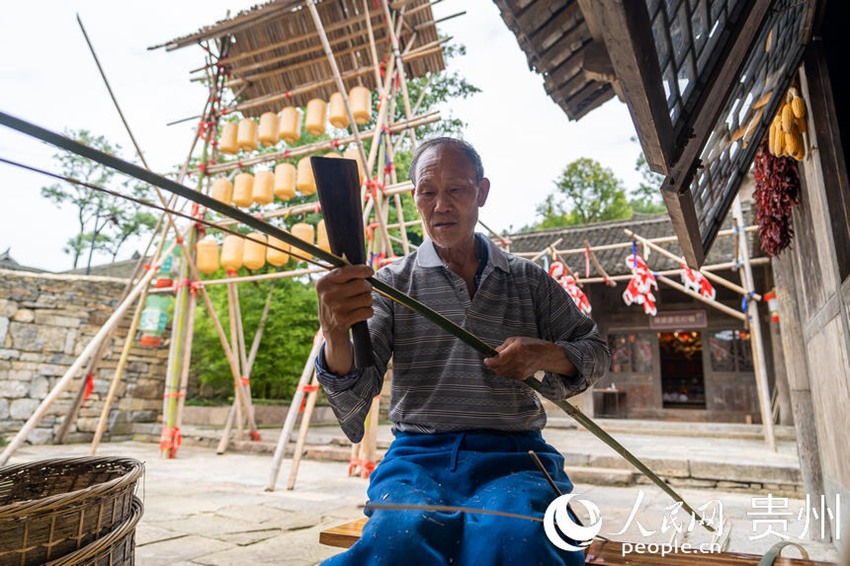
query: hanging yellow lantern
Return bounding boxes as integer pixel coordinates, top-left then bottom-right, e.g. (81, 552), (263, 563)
(243, 232), (267, 270)
(219, 122), (239, 155)
(349, 86), (372, 125)
(305, 98), (327, 136)
(296, 157), (316, 195)
(274, 162), (296, 201)
(253, 170), (274, 205)
(258, 112), (279, 146)
(267, 236), (290, 267)
(221, 235), (244, 272)
(328, 92), (349, 129)
(196, 236), (220, 274)
(233, 173), (254, 207)
(291, 222), (314, 248)
(211, 178), (233, 205)
(278, 106), (301, 143)
(317, 219), (331, 252)
(324, 151), (341, 158)
(237, 118), (258, 151)
(343, 146), (365, 184)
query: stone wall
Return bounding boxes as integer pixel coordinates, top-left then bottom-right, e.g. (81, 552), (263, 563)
(0, 269), (168, 445)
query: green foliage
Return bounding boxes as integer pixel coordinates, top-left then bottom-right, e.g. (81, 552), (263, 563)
(530, 158), (632, 229)
(190, 270), (319, 401)
(630, 149), (666, 214)
(40, 130), (157, 269)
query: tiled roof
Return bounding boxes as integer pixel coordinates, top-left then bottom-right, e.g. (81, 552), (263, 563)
(503, 209), (760, 277)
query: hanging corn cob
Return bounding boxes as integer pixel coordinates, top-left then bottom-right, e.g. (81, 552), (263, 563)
(768, 86), (808, 161)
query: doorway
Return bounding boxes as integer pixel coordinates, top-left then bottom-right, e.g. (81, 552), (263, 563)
(659, 331), (706, 409)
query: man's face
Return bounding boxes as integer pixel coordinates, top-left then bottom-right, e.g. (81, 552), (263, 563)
(413, 144), (490, 250)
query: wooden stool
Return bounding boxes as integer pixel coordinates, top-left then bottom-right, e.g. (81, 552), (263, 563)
(319, 517), (367, 549)
(320, 521), (833, 564)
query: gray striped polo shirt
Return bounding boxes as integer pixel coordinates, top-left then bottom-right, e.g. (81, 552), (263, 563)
(316, 235), (611, 443)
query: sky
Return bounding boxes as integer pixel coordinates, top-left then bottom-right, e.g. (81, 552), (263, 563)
(0, 0), (643, 272)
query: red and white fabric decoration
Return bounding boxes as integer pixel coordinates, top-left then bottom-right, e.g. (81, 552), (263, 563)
(680, 263), (716, 300)
(623, 253), (658, 316)
(549, 261), (592, 315)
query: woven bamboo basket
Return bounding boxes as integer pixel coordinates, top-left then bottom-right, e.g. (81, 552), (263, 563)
(45, 496), (143, 566)
(0, 456), (144, 566)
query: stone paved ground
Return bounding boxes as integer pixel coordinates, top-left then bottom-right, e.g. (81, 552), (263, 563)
(6, 437), (845, 565)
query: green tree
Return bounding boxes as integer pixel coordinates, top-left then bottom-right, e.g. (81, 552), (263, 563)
(530, 158), (632, 229)
(190, 272), (320, 401)
(40, 130), (157, 271)
(630, 149), (666, 214)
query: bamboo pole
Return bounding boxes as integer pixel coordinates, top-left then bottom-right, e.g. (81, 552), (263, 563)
(359, 394), (382, 478)
(231, 280), (258, 432)
(732, 197), (776, 451)
(380, 0), (417, 150)
(656, 275), (747, 321)
(89, 286), (150, 455)
(0, 241), (174, 465)
(286, 372), (320, 490)
(266, 332), (324, 491)
(363, 0), (382, 87)
(625, 229), (760, 300)
(227, 279), (245, 441)
(583, 239), (616, 287)
(531, 238), (562, 262)
(172, 291), (198, 449)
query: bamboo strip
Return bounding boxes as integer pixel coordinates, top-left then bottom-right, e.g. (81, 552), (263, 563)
(227, 279), (245, 442)
(0, 240), (177, 465)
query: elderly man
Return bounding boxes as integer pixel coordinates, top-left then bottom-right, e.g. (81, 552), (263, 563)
(316, 137), (610, 565)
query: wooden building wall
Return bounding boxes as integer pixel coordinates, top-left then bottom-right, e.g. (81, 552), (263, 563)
(772, 24), (850, 543)
(586, 272), (768, 423)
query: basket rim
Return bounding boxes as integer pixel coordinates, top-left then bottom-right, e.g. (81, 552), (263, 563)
(0, 456), (144, 520)
(44, 496), (143, 566)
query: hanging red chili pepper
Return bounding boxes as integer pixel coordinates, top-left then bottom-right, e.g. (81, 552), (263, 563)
(752, 137), (801, 256)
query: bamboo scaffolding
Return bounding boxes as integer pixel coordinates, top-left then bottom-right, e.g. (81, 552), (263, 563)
(199, 111), (438, 175)
(625, 229), (760, 300)
(0, 240), (177, 465)
(576, 259), (769, 283)
(733, 197), (776, 451)
(232, 280), (258, 432)
(266, 333), (325, 491)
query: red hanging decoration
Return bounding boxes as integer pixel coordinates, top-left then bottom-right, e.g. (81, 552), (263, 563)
(680, 263), (716, 300)
(623, 253), (658, 316)
(549, 261), (591, 315)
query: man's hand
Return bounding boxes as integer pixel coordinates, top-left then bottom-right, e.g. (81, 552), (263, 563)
(316, 265), (374, 375)
(483, 336), (577, 381)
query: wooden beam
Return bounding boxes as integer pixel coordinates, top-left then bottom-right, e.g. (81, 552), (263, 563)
(662, 187), (705, 267)
(591, 0), (674, 174)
